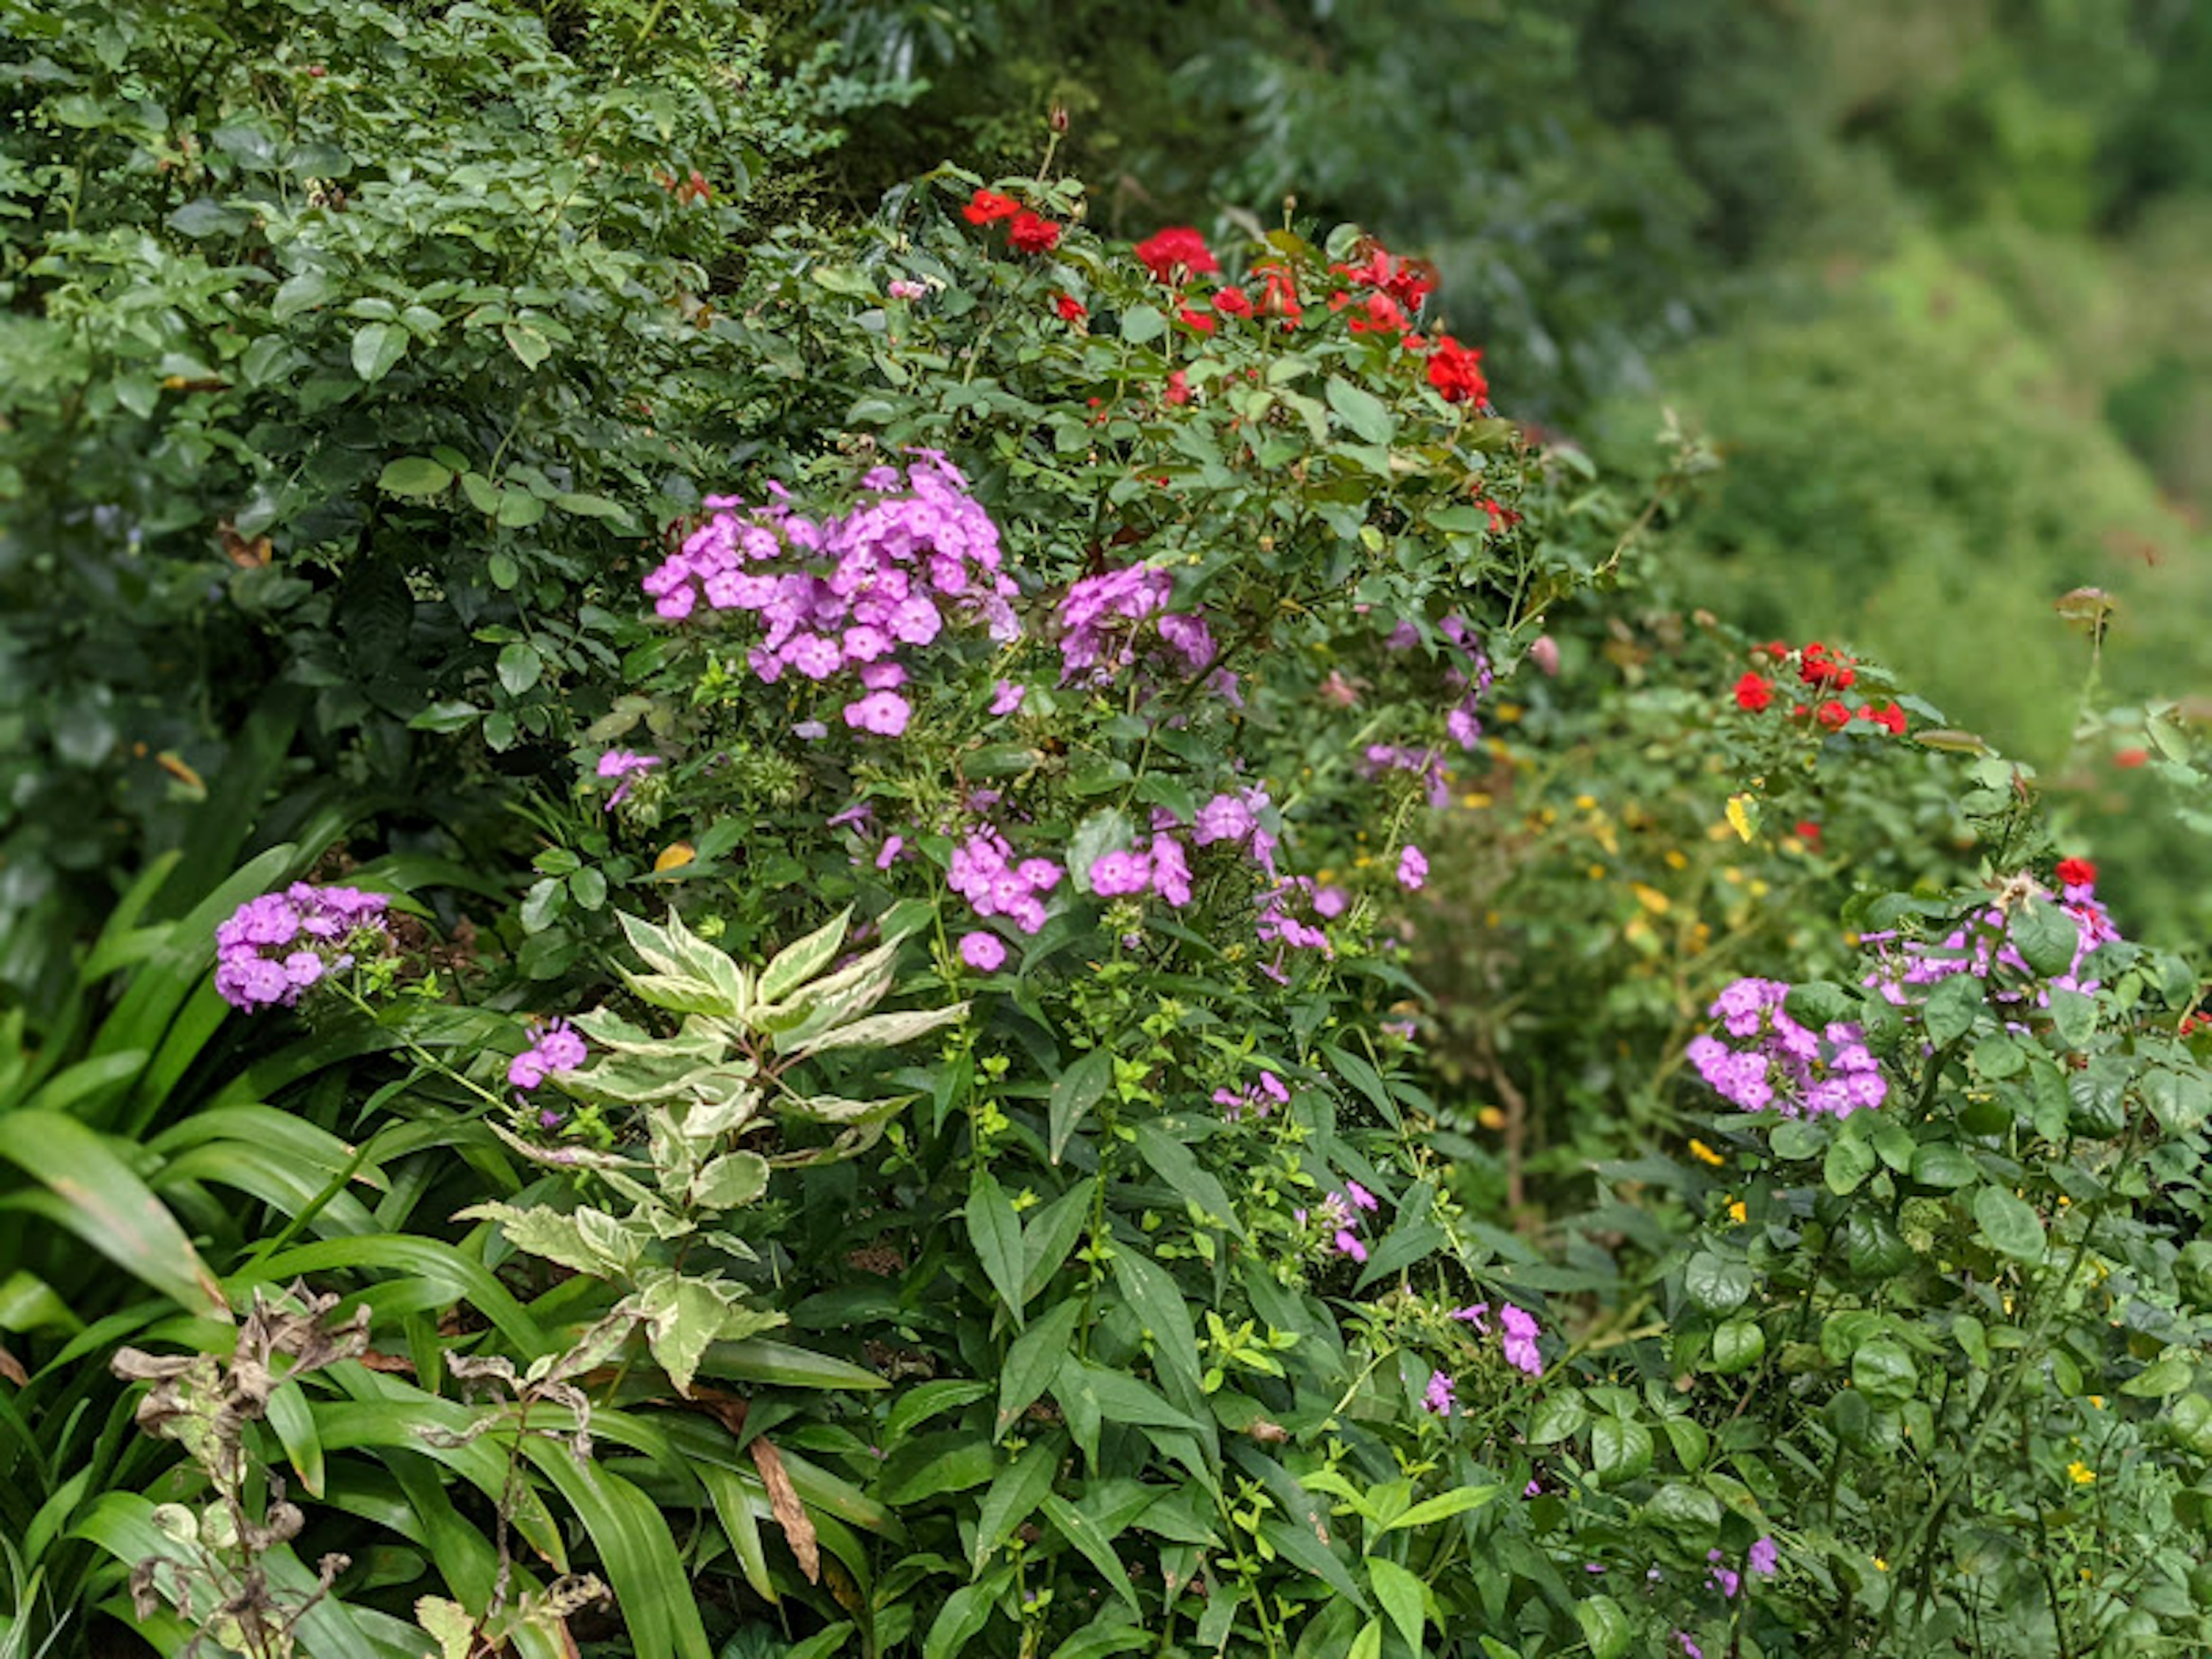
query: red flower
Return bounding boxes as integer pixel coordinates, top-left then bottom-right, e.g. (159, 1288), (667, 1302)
(1164, 369), (1191, 407)
(1177, 305), (1216, 335)
(1794, 819), (1823, 848)
(964, 188), (1021, 225)
(1854, 701), (1906, 736)
(1815, 700), (1851, 731)
(2055, 857), (2098, 889)
(1800, 642), (1857, 690)
(1733, 672), (1773, 712)
(2115, 747), (2149, 768)
(1134, 226), (1218, 283)
(1008, 210), (1062, 254)
(1211, 287), (1253, 317)
(1474, 497), (1519, 534)
(1761, 639), (1791, 660)
(1349, 291), (1408, 335)
(1425, 334), (1488, 404)
(2183, 1012), (2208, 1036)
(1054, 292), (1086, 322)
(1332, 244), (1438, 310)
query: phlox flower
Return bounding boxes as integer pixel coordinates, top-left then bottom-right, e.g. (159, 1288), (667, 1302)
(958, 931), (1007, 972)
(1397, 844), (1429, 891)
(1422, 1370), (1456, 1415)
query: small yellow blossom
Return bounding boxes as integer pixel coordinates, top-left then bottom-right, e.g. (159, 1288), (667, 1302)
(1460, 791), (1493, 809)
(1497, 702), (1524, 722)
(2067, 1461), (2096, 1486)
(1688, 1139), (1726, 1167)
(1574, 793), (1597, 810)
(1477, 1105), (1508, 1131)
(1631, 883), (1672, 915)
(1664, 849), (1688, 870)
(1587, 863), (1607, 880)
(1873, 1558), (1888, 1572)
(2089, 1395), (2105, 1409)
(1728, 1198), (1748, 1224)
(1725, 793), (1759, 843)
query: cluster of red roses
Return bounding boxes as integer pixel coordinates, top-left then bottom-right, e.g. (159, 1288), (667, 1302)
(1732, 642), (1907, 737)
(963, 190), (1493, 412)
(962, 188), (1063, 254)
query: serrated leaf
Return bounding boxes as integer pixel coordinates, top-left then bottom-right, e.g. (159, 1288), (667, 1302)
(1325, 376), (1395, 445)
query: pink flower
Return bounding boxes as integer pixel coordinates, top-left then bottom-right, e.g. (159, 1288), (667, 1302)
(959, 931), (1007, 972)
(1397, 844), (1429, 891)
(887, 278), (926, 300)
(1422, 1370), (1456, 1415)
(842, 691), (911, 737)
(990, 680), (1027, 715)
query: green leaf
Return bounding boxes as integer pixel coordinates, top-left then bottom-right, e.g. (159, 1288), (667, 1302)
(1590, 1417), (1653, 1486)
(1922, 974), (1986, 1045)
(1824, 1133), (1878, 1195)
(520, 1440), (712, 1659)
(1325, 377), (1396, 445)
(2143, 1069), (2210, 1135)
(1910, 1142), (1978, 1188)
(497, 641), (543, 696)
(692, 1152), (768, 1209)
(2013, 899), (2081, 979)
(1366, 1556), (1426, 1657)
(971, 1439), (1058, 1570)
(1852, 1339), (1918, 1407)
(1974, 1184), (2046, 1263)
(351, 321), (407, 383)
(759, 908), (853, 1004)
(697, 1338), (885, 1391)
(1711, 1318), (1764, 1375)
(1346, 1619), (1384, 1659)
(922, 1573), (1006, 1659)
(502, 321), (552, 370)
(0, 1111), (228, 1320)
(1683, 1252), (1752, 1315)
(1575, 1596), (1633, 1659)
(1384, 1483), (1503, 1531)
(1041, 1491), (1140, 1612)
(1109, 1248), (1206, 1419)
(1048, 1048), (1111, 1165)
(1130, 1122), (1244, 1238)
(2123, 1353), (2193, 1398)
(1022, 1186), (1092, 1299)
(966, 1171), (1028, 1326)
(378, 456), (453, 497)
(997, 1300), (1083, 1438)
(886, 1380), (992, 1446)
(1119, 305), (1166, 345)
(1256, 1516), (1368, 1611)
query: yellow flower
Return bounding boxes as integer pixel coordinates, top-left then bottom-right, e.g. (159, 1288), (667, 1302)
(2067, 1461), (2096, 1486)
(1631, 883), (1672, 916)
(2089, 1395), (2105, 1409)
(1728, 1199), (1748, 1225)
(1477, 1105), (1507, 1131)
(1460, 791), (1493, 809)
(1587, 863), (1607, 881)
(1873, 1557), (1888, 1572)
(1664, 849), (1688, 871)
(1725, 793), (1759, 843)
(1688, 1138), (1726, 1167)
(1574, 793), (1597, 810)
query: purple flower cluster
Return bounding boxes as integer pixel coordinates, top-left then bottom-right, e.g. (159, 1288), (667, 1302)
(510, 1019), (588, 1090)
(1088, 833), (1194, 907)
(1362, 744), (1452, 810)
(1382, 612), (1491, 752)
(1211, 1069), (1290, 1122)
(214, 884), (391, 1012)
(1452, 1301), (1545, 1376)
(1298, 1182), (1379, 1264)
(596, 748), (662, 810)
(1862, 881), (2122, 1011)
(1192, 789), (1280, 877)
(1056, 563), (1218, 687)
(1709, 1537), (1780, 1599)
(1422, 1369), (1457, 1415)
(1687, 978), (1888, 1119)
(948, 829), (1065, 934)
(641, 455), (1019, 740)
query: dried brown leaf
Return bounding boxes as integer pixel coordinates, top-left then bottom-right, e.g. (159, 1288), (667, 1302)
(748, 1434), (820, 1584)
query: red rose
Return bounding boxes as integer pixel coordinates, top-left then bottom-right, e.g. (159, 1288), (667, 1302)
(964, 188), (1021, 225)
(1054, 292), (1086, 322)
(1253, 262), (1302, 323)
(1134, 226), (1218, 283)
(1349, 291), (1407, 334)
(1425, 334), (1487, 404)
(1164, 369), (1191, 407)
(1177, 305), (1216, 335)
(2115, 747), (2149, 768)
(1868, 702), (1906, 736)
(1816, 700), (1850, 731)
(1211, 287), (1253, 317)
(1794, 820), (1823, 847)
(2055, 857), (2097, 888)
(1008, 210), (1062, 254)
(1733, 672), (1773, 712)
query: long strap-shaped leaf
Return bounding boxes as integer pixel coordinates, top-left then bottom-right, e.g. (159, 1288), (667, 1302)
(0, 1111), (229, 1322)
